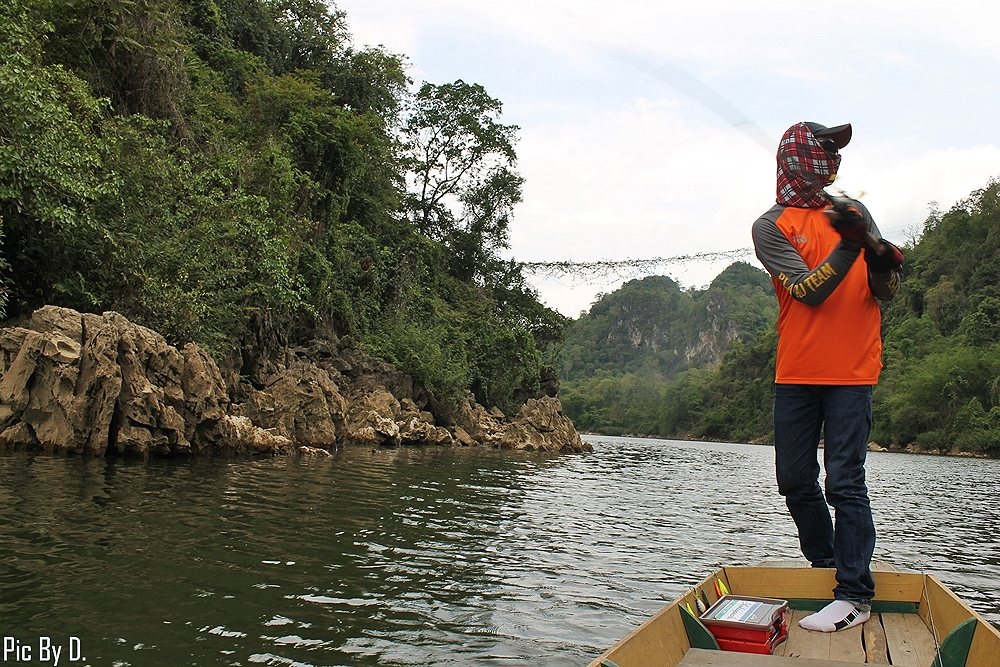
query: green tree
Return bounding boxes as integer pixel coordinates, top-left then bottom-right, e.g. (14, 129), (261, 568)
(957, 296), (1000, 346)
(881, 345), (1000, 452)
(41, 0), (190, 124)
(0, 0), (112, 317)
(403, 80), (523, 282)
(696, 329), (776, 442)
(924, 279), (964, 336)
(0, 0), (570, 421)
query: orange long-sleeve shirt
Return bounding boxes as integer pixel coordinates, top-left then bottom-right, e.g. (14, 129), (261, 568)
(752, 203), (895, 385)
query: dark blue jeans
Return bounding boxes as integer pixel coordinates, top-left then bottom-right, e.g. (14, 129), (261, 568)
(773, 384), (876, 603)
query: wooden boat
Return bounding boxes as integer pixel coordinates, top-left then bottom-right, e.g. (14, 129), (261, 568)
(589, 562), (1000, 667)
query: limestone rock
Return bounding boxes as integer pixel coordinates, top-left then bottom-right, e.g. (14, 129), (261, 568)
(343, 387), (402, 446)
(1, 306), (589, 457)
(234, 360), (346, 449)
(0, 312), (122, 455)
(299, 445), (333, 458)
(215, 415), (294, 455)
(0, 306), (276, 456)
(398, 416), (453, 446)
(452, 425), (476, 447)
(499, 396), (591, 453)
(449, 395), (505, 446)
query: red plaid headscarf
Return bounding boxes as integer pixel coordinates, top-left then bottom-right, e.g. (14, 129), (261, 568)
(775, 122), (841, 208)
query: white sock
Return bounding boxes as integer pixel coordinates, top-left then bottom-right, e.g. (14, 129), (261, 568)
(799, 600), (870, 632)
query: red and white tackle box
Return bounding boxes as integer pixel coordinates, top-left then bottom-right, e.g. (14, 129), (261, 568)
(699, 594), (789, 655)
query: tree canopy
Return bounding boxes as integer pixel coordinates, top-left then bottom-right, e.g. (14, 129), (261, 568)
(3, 0), (995, 453)
(0, 0), (563, 414)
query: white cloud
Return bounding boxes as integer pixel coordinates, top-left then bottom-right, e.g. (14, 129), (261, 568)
(512, 98), (766, 253)
(337, 0), (1000, 315)
(841, 143), (1000, 241)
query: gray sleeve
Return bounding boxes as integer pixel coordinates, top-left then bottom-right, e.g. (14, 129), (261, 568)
(865, 217), (901, 302)
(751, 206), (863, 307)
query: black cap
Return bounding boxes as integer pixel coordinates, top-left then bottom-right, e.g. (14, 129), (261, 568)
(805, 122), (852, 149)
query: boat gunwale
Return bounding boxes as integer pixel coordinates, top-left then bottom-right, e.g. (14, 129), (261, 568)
(587, 565), (1000, 667)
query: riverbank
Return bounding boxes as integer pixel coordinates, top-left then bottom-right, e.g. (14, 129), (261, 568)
(0, 306), (589, 457)
(578, 431), (995, 459)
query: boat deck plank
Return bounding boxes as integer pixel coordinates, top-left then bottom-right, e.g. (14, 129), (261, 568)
(772, 611), (934, 666)
(783, 610), (832, 660)
(826, 622), (865, 663)
(862, 613), (890, 664)
(677, 648), (893, 667)
(879, 612), (937, 667)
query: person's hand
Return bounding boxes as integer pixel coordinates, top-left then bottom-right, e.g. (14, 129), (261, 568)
(825, 197), (867, 243)
(865, 239), (905, 273)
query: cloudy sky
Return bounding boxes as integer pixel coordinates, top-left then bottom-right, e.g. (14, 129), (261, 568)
(337, 0), (1000, 317)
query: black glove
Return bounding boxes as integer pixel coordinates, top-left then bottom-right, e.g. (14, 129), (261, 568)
(825, 197), (867, 243)
(865, 239), (905, 273)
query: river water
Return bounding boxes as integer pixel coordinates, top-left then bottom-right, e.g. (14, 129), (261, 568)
(1, 436), (997, 666)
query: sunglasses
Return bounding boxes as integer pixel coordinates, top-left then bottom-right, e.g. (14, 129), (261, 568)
(818, 138), (839, 154)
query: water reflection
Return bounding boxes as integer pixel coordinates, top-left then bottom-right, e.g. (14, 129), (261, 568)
(0, 437), (997, 666)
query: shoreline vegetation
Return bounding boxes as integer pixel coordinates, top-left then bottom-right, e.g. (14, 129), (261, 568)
(0, 0), (582, 456)
(1, 0), (997, 459)
(559, 189), (1000, 459)
(579, 432), (994, 459)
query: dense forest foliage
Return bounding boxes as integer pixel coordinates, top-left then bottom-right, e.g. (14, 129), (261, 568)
(0, 0), (566, 414)
(2, 0), (996, 455)
(561, 184), (1000, 456)
(559, 263), (778, 442)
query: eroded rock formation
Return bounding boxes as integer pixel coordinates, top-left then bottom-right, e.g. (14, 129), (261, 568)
(0, 306), (590, 456)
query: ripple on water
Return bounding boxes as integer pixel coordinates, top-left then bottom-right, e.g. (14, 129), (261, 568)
(1, 439), (997, 665)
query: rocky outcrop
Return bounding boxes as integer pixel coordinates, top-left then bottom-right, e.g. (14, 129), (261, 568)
(499, 396), (586, 452)
(232, 358), (347, 450)
(0, 306), (589, 456)
(0, 307), (269, 456)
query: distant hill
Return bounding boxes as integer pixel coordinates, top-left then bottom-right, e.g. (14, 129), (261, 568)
(560, 261), (776, 381)
(559, 181), (1000, 456)
(558, 261), (777, 437)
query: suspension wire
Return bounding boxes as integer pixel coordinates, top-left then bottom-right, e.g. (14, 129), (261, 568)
(519, 248), (753, 283)
(922, 573), (944, 667)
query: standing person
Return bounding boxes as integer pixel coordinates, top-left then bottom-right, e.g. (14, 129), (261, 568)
(751, 121), (904, 632)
